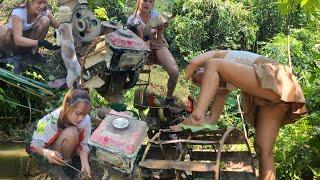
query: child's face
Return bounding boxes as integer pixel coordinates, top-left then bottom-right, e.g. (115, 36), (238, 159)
(29, 0), (48, 15)
(67, 102), (89, 126)
(139, 0), (153, 13)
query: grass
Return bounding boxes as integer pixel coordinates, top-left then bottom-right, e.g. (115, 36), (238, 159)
(138, 64), (191, 106)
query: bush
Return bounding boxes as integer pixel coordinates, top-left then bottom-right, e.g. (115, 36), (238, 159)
(169, 0), (258, 61)
(275, 115), (320, 179)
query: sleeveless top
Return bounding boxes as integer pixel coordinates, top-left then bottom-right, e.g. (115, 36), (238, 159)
(6, 7), (49, 31)
(224, 50), (261, 66)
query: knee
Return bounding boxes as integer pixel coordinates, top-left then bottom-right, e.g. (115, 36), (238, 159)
(254, 140), (273, 157)
(169, 67), (179, 80)
(37, 16), (50, 29)
(62, 126), (79, 142)
(0, 26), (11, 41)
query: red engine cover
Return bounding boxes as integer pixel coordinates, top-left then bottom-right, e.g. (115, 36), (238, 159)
(106, 29), (150, 51)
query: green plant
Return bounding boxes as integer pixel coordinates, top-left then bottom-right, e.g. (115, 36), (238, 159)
(274, 115), (320, 179)
(94, 7), (109, 21)
(87, 0), (127, 23)
(170, 0), (257, 57)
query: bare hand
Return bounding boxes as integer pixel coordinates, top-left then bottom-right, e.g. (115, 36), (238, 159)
(155, 23), (168, 31)
(81, 162), (91, 179)
(43, 149), (64, 165)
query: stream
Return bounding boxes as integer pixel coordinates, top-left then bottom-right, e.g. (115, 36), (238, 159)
(0, 143), (28, 179)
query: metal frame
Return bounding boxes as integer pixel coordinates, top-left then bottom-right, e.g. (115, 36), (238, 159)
(139, 126), (257, 179)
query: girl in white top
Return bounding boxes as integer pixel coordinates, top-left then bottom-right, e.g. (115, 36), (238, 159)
(29, 89), (92, 178)
(127, 0), (179, 105)
(0, 0), (60, 57)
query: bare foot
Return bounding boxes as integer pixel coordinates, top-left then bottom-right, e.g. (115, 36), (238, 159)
(170, 115), (218, 131)
(169, 116), (196, 131)
(169, 125), (182, 131)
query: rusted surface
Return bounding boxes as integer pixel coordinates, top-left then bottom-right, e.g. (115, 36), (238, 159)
(84, 46), (112, 69)
(140, 127), (257, 180)
(82, 76), (105, 88)
(106, 30), (150, 51)
(139, 160), (217, 172)
(191, 129), (246, 144)
(150, 139), (219, 145)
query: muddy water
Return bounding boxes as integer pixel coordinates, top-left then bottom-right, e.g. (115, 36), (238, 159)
(0, 143), (28, 179)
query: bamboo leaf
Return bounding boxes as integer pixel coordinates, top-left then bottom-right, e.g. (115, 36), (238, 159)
(300, 0), (309, 7)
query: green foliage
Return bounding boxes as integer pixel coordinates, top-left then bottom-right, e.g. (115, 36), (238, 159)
(0, 61), (48, 127)
(169, 0), (258, 59)
(124, 88), (136, 111)
(94, 7), (109, 21)
(252, 0), (285, 41)
(0, 87), (4, 100)
(0, 83), (45, 132)
(309, 166), (320, 178)
(44, 90), (67, 113)
(87, 0), (127, 23)
(277, 0), (320, 14)
(89, 89), (108, 108)
(274, 114), (320, 179)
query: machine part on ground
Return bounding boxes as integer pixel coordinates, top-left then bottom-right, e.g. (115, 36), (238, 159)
(57, 0), (101, 45)
(139, 127), (258, 179)
(89, 115), (148, 174)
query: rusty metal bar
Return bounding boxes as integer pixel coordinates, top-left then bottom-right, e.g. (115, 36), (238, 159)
(141, 131), (161, 161)
(79, 36), (104, 85)
(144, 65), (151, 93)
(158, 142), (167, 160)
(176, 135), (192, 180)
(139, 160), (217, 172)
(150, 139), (219, 145)
(215, 126), (238, 180)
